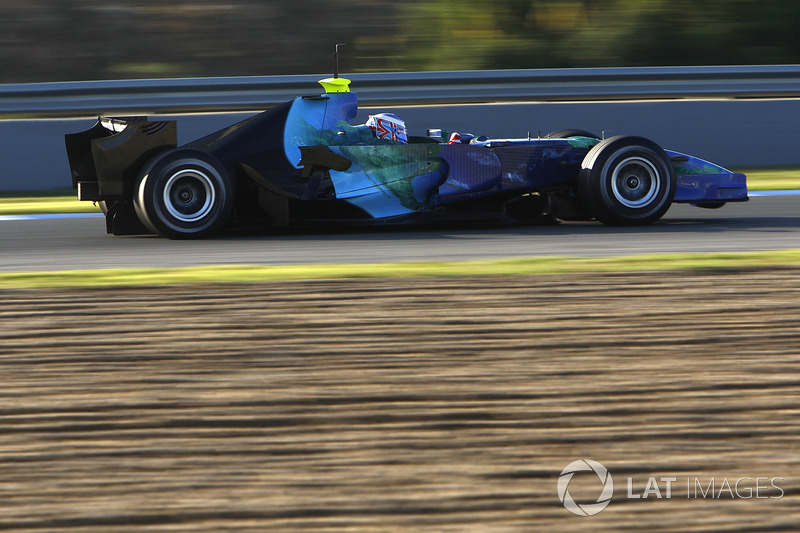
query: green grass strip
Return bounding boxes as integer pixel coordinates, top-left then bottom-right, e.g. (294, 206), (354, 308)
(737, 167), (800, 191)
(2, 250), (800, 289)
(0, 197), (99, 215)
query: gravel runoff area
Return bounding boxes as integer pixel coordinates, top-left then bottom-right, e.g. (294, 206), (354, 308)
(1, 270), (799, 532)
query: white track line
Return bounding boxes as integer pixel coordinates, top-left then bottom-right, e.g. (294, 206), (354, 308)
(748, 190), (800, 197)
(0, 213), (104, 221)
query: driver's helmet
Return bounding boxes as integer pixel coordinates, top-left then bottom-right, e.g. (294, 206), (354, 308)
(366, 113), (408, 144)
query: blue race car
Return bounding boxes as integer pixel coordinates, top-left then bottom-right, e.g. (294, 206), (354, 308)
(66, 72), (747, 239)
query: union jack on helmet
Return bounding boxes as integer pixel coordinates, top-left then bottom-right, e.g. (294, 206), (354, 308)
(366, 113), (408, 144)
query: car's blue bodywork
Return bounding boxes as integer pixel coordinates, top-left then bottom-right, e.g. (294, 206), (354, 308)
(66, 76), (747, 237)
(279, 87), (746, 218)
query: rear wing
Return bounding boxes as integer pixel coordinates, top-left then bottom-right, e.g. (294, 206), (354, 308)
(65, 117), (177, 201)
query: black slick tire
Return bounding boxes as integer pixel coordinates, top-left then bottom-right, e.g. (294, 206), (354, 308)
(578, 136), (676, 226)
(547, 129), (600, 139)
(133, 149), (234, 239)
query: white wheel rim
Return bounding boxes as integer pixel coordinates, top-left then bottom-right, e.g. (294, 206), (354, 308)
(163, 169), (216, 223)
(610, 156), (660, 208)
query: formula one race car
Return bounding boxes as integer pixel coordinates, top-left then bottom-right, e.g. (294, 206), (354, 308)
(66, 69), (747, 239)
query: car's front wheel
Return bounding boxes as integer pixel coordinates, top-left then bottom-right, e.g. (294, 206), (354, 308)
(578, 136), (676, 226)
(547, 129), (599, 139)
(133, 149), (234, 239)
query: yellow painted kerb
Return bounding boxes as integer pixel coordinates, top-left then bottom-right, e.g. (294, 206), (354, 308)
(318, 77), (351, 93)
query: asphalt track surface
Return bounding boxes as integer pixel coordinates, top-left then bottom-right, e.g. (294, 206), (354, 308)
(1, 195), (799, 272)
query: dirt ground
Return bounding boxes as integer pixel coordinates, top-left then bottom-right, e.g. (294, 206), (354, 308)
(1, 270), (799, 532)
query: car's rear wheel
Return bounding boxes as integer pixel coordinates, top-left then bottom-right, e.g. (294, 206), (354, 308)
(134, 149), (234, 239)
(578, 136), (676, 226)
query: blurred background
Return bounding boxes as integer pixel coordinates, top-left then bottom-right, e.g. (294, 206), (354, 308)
(2, 0), (800, 83)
